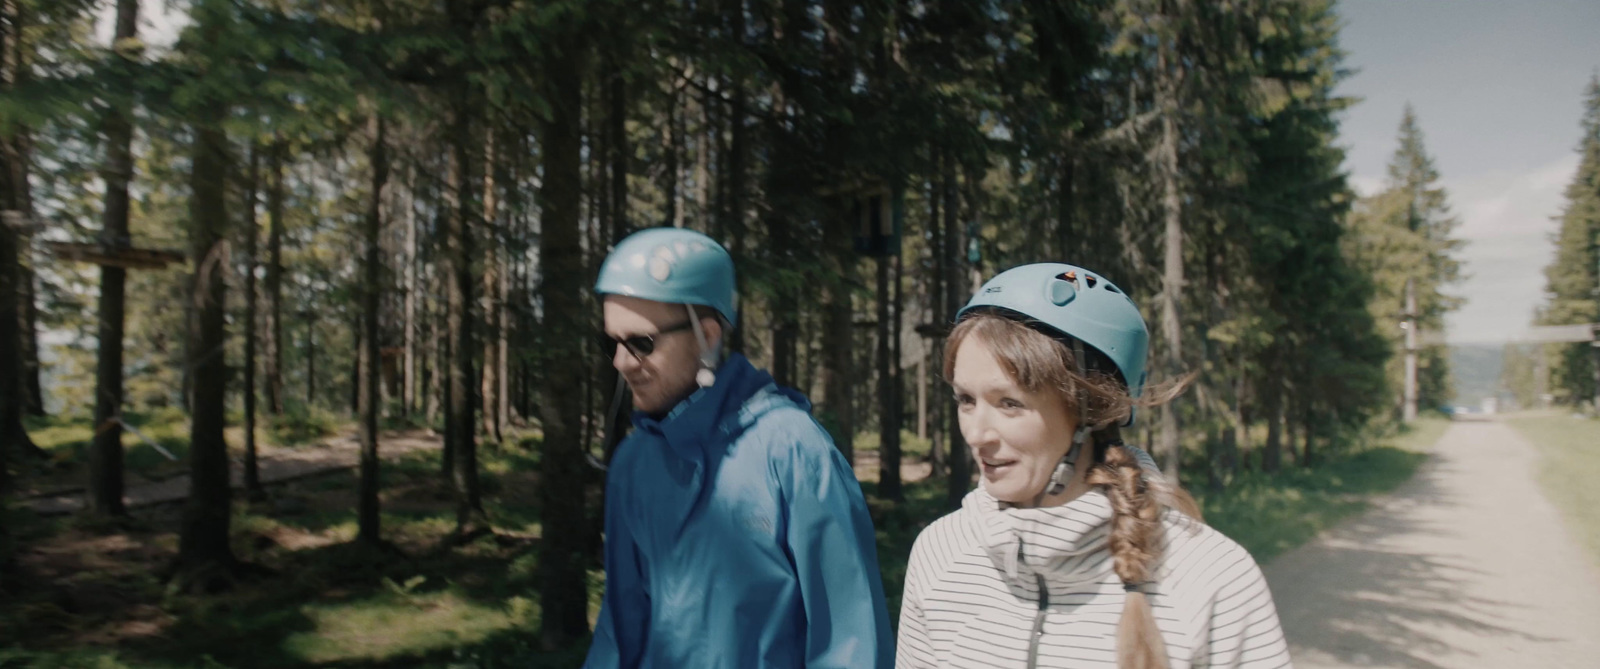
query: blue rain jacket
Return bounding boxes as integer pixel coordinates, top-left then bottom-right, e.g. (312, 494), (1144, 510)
(584, 353), (894, 669)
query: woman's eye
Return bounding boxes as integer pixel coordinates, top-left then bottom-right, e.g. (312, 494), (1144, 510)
(954, 393), (974, 406)
(1000, 398), (1024, 410)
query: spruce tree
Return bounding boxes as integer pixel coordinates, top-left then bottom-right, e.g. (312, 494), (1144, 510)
(1536, 76), (1600, 406)
(1350, 106), (1465, 419)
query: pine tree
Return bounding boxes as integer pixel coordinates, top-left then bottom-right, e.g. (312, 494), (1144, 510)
(1349, 106), (1464, 420)
(1536, 76), (1600, 407)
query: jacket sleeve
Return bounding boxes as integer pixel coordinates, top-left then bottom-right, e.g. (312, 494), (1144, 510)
(1203, 555), (1292, 669)
(584, 462), (650, 669)
(782, 420), (896, 669)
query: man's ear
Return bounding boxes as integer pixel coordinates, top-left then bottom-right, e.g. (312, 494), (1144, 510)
(701, 317), (724, 351)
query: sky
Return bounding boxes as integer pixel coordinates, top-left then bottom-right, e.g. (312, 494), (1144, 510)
(1335, 0), (1600, 345)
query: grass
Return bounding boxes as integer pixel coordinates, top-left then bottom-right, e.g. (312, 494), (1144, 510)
(1506, 411), (1600, 568)
(1190, 416), (1449, 562)
(23, 409), (195, 484)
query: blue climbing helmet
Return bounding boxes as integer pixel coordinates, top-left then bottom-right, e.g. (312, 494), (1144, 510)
(957, 263), (1149, 424)
(595, 227), (737, 326)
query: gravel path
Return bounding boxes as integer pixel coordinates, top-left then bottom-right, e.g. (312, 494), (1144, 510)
(1265, 420), (1600, 669)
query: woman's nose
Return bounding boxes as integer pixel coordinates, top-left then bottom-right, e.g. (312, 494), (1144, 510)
(962, 406), (999, 451)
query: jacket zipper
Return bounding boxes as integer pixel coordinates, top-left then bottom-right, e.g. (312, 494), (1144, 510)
(1026, 574), (1049, 668)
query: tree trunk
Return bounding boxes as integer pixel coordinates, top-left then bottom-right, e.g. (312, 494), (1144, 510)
(926, 158), (946, 478)
(1056, 152), (1075, 259)
(822, 240), (854, 463)
(241, 143), (262, 496)
(349, 312), (360, 415)
(20, 243), (39, 416)
(7, 7), (39, 418)
(498, 257), (510, 430)
(481, 130), (502, 444)
(877, 252), (903, 501)
(305, 311), (316, 406)
(609, 60), (629, 240)
(598, 58), (631, 461)
(664, 82), (681, 228)
(263, 139), (285, 415)
(427, 227), (443, 426)
(1402, 277), (1418, 423)
(175, 98), (238, 586)
(357, 113), (387, 545)
(944, 150), (968, 509)
(1263, 380), (1282, 473)
(1, 214), (35, 465)
(1300, 400), (1314, 467)
(724, 17), (747, 352)
(403, 165), (417, 416)
(88, 0), (139, 517)
(537, 29), (590, 648)
(445, 99), (482, 531)
(1157, 40), (1185, 482)
(1283, 384), (1298, 467)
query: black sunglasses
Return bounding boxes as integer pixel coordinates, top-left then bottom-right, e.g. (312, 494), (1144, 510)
(604, 320), (695, 359)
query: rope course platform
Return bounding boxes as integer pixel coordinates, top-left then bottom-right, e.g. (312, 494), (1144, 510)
(43, 240), (184, 270)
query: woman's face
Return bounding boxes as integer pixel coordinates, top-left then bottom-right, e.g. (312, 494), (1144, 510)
(951, 334), (1079, 504)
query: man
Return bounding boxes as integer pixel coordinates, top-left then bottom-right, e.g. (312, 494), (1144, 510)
(584, 227), (894, 669)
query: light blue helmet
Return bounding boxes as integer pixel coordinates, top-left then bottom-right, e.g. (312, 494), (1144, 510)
(595, 227), (737, 326)
(958, 263), (1149, 422)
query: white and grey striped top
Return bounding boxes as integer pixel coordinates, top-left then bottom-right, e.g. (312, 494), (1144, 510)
(896, 486), (1291, 669)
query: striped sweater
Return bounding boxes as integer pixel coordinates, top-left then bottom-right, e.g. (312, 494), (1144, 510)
(896, 486), (1291, 669)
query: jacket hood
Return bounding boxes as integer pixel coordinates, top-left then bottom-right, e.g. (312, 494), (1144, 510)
(630, 353), (802, 467)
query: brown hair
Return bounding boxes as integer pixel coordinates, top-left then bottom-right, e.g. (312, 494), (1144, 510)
(944, 312), (1200, 669)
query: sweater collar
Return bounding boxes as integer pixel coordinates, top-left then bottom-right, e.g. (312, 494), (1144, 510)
(968, 485), (1116, 588)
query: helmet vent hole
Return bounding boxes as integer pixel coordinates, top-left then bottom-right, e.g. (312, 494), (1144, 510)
(1084, 275), (1098, 288)
(1057, 271), (1077, 283)
(1105, 283), (1121, 294)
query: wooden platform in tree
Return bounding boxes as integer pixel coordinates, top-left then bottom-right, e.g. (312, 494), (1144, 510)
(44, 241), (185, 270)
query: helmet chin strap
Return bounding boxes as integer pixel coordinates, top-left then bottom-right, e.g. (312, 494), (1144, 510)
(1033, 338), (1093, 507)
(686, 304), (718, 388)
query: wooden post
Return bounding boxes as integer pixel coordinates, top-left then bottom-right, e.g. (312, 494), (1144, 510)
(1403, 278), (1418, 423)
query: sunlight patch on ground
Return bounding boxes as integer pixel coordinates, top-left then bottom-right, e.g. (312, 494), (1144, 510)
(282, 590), (525, 664)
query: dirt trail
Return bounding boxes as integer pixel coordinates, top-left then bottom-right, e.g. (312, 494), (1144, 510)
(23, 427), (927, 516)
(24, 429), (443, 515)
(1265, 420), (1600, 669)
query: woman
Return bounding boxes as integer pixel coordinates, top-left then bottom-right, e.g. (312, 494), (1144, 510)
(896, 263), (1290, 669)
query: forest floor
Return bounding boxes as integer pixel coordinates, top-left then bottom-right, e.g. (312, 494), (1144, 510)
(1, 415), (1458, 668)
(1266, 414), (1600, 669)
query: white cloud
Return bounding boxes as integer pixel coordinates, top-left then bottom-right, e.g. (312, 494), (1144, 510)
(1438, 154), (1578, 345)
(1348, 174), (1383, 198)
